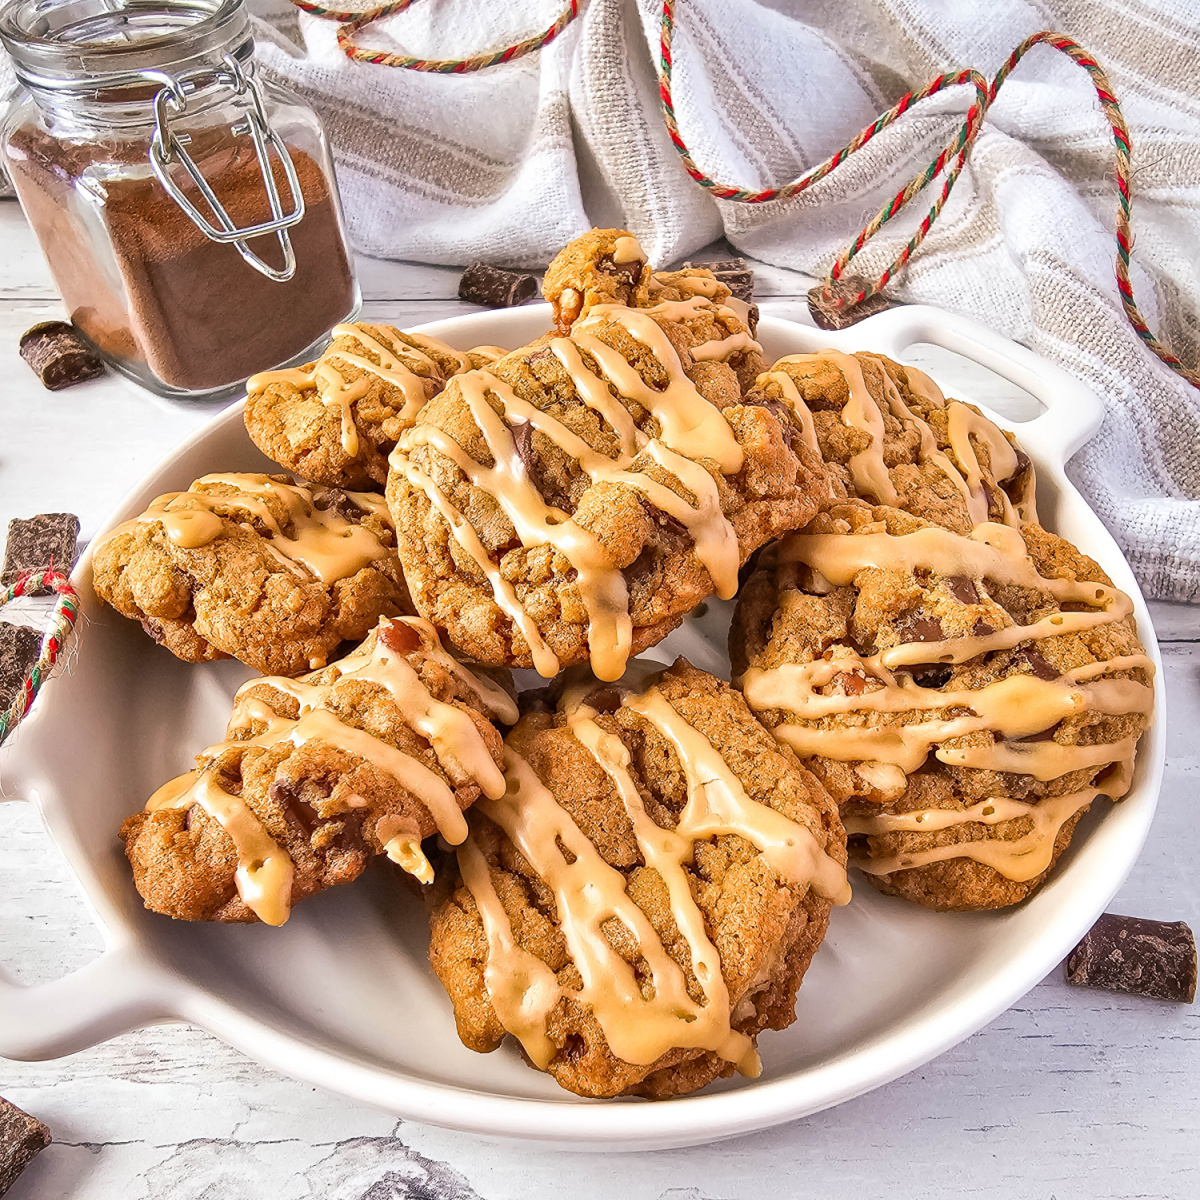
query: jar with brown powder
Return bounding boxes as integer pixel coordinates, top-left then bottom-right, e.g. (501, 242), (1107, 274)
(0, 0), (359, 397)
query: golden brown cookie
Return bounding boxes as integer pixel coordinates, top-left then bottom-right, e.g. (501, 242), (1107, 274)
(386, 303), (827, 680)
(121, 616), (518, 924)
(244, 323), (490, 490)
(92, 473), (407, 676)
(747, 351), (1036, 533)
(731, 503), (1153, 911)
(428, 658), (848, 1098)
(542, 230), (764, 392)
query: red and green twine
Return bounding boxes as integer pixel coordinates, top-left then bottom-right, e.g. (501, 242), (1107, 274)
(289, 0), (1197, 389)
(0, 570), (80, 746)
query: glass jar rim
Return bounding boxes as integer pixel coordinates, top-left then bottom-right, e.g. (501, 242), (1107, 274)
(0, 0), (250, 86)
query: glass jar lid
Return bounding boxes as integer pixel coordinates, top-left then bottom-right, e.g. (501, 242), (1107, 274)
(0, 0), (251, 90)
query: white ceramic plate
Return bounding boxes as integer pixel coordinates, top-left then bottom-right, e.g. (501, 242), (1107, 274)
(0, 304), (1165, 1151)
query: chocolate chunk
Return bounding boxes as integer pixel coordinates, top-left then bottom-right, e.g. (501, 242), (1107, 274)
(269, 779), (320, 836)
(379, 618), (421, 656)
(510, 420), (570, 510)
(0, 624), (41, 713)
(972, 620), (996, 637)
(945, 575), (979, 605)
(459, 262), (538, 308)
(807, 275), (890, 330)
(683, 257), (755, 303)
(597, 254), (644, 289)
(1020, 647), (1059, 681)
(311, 487), (363, 522)
(18, 320), (104, 390)
(2, 513), (80, 591)
(900, 616), (944, 644)
(1065, 914), (1196, 1003)
(905, 663), (953, 689)
(139, 617), (167, 645)
(585, 686), (624, 713)
(834, 671), (868, 696)
(0, 1094), (51, 1195)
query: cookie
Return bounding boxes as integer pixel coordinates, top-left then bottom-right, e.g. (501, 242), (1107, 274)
(92, 473), (407, 676)
(245, 323), (491, 490)
(121, 616), (518, 924)
(387, 302), (827, 680)
(542, 230), (764, 391)
(747, 351), (1036, 533)
(731, 503), (1153, 910)
(428, 658), (848, 1098)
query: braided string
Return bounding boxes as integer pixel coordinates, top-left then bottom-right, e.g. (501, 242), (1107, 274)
(0, 570), (80, 746)
(290, 0), (580, 73)
(658, 3), (1198, 389)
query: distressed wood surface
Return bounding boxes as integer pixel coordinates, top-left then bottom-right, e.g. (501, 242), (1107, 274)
(0, 197), (1196, 1199)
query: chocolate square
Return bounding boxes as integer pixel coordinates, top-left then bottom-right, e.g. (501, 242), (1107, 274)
(0, 624), (41, 713)
(1, 513), (80, 592)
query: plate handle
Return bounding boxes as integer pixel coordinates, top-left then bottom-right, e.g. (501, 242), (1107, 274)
(847, 305), (1106, 467)
(0, 793), (176, 1060)
(0, 941), (174, 1060)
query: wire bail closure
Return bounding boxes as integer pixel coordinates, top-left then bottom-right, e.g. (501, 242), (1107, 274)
(148, 54), (305, 282)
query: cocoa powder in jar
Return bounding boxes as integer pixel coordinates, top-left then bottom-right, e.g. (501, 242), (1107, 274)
(6, 123), (355, 391)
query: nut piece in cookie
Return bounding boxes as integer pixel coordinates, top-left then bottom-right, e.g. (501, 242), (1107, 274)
(747, 351), (1036, 532)
(732, 502), (1153, 911)
(387, 303), (827, 680)
(245, 323), (484, 489)
(428, 658), (848, 1098)
(92, 472), (407, 676)
(121, 616), (518, 924)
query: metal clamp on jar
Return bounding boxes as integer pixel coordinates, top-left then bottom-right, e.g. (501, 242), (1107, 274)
(0, 0), (360, 398)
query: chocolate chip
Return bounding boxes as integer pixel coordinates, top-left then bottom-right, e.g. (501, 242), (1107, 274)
(1, 513), (80, 590)
(311, 487), (361, 521)
(1066, 914), (1196, 1003)
(945, 575), (979, 605)
(586, 687), (624, 713)
(0, 1094), (51, 1195)
(269, 780), (319, 836)
(0, 623), (41, 714)
(641, 498), (687, 539)
(139, 617), (167, 645)
(807, 275), (890, 330)
(379, 618), (422, 656)
(458, 262), (538, 308)
(1018, 724), (1060, 743)
(597, 254), (644, 290)
(18, 320), (104, 390)
(904, 663), (953, 689)
(510, 420), (571, 510)
(900, 616), (944, 644)
(1020, 647), (1059, 681)
(973, 620), (996, 637)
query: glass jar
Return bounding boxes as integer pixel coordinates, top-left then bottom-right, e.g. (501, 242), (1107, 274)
(0, 0), (359, 398)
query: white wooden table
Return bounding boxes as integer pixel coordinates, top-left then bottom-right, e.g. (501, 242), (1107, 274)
(0, 198), (1196, 1199)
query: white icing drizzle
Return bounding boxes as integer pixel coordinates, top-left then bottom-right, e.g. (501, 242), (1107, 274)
(458, 677), (846, 1074)
(142, 618), (504, 923)
(248, 324), (472, 455)
(390, 307), (751, 679)
(100, 473), (393, 585)
(743, 520), (1151, 883)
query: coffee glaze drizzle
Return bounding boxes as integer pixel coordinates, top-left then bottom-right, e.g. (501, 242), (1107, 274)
(741, 521), (1151, 882)
(144, 618), (516, 924)
(102, 473), (393, 586)
(456, 676), (847, 1072)
(766, 352), (1035, 526)
(391, 303), (755, 681)
(248, 324), (474, 456)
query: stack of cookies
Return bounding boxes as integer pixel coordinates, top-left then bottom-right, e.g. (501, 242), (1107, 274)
(92, 229), (1152, 1099)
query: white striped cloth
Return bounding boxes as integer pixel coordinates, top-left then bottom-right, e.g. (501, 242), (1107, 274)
(5, 0), (1200, 600)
